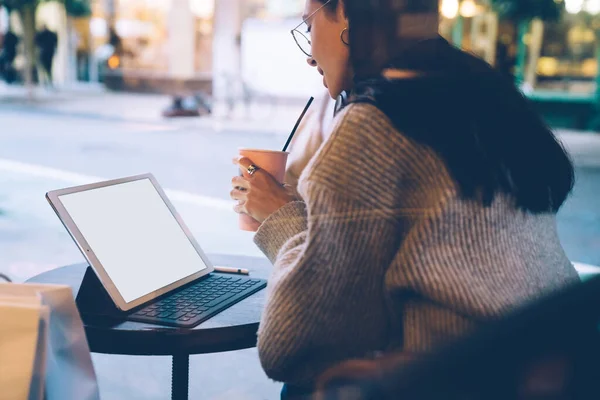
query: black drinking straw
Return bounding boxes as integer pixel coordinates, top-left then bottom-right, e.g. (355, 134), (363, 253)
(282, 96), (314, 152)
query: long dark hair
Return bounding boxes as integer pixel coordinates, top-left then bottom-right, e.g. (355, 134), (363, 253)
(319, 0), (575, 213)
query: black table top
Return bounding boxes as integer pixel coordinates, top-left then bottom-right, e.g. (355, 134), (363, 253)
(27, 254), (271, 356)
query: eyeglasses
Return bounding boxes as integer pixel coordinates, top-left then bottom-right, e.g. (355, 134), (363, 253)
(291, 0), (332, 58)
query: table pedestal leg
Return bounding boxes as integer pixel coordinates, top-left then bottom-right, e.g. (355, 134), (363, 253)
(172, 354), (190, 400)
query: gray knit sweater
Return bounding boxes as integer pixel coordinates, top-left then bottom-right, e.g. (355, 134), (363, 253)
(253, 103), (579, 387)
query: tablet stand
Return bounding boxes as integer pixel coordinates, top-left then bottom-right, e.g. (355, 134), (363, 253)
(76, 266), (126, 319)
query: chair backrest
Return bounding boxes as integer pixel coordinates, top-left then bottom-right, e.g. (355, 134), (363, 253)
(317, 276), (600, 399)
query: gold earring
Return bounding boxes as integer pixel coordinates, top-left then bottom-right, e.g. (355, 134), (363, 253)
(340, 28), (349, 46)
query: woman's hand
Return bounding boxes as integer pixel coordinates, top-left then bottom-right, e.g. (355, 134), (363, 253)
(231, 156), (297, 223)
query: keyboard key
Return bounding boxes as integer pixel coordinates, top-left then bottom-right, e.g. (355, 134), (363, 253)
(157, 311), (174, 318)
(205, 293), (236, 308)
(164, 310), (188, 321)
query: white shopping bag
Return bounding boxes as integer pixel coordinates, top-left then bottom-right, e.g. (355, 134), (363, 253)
(0, 283), (100, 400)
(0, 297), (49, 400)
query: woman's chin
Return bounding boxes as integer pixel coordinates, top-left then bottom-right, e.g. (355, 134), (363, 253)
(326, 86), (341, 100)
(323, 77), (342, 98)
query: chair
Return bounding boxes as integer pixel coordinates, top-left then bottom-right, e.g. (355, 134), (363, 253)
(317, 276), (600, 399)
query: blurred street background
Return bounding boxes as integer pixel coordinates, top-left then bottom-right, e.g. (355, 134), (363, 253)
(1, 0), (600, 399)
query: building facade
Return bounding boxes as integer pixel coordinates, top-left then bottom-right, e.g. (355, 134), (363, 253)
(75, 0), (318, 98)
(9, 0), (596, 105)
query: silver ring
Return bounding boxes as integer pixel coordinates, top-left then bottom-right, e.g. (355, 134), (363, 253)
(247, 164), (259, 176)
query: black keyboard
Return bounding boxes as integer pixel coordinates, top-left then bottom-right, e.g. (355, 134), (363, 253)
(129, 274), (266, 328)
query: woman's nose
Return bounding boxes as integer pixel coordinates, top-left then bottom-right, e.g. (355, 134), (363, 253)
(306, 57), (317, 67)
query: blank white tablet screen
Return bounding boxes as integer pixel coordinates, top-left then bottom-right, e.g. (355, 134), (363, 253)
(59, 178), (208, 303)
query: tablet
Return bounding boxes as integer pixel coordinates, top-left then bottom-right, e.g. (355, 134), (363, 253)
(46, 173), (215, 312)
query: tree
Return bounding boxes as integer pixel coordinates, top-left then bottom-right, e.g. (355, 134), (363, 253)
(0, 0), (90, 98)
(490, 0), (563, 87)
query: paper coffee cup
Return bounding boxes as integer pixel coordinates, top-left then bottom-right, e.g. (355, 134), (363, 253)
(237, 148), (289, 232)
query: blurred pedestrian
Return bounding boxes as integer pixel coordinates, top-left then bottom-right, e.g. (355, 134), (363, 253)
(35, 25), (58, 87)
(0, 30), (19, 84)
(108, 27), (123, 57)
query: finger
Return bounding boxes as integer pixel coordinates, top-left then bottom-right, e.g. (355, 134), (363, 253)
(235, 156), (261, 178)
(231, 175), (250, 190)
(232, 156), (254, 168)
(230, 188), (248, 202)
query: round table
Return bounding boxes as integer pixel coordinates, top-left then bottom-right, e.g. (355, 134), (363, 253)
(27, 253), (270, 400)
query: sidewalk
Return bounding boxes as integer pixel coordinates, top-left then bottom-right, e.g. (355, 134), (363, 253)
(555, 130), (600, 167)
(0, 83), (308, 135)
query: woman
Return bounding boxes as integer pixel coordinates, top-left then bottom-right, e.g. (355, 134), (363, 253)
(230, 0), (580, 397)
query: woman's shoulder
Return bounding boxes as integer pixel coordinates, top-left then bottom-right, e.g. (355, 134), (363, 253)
(333, 101), (392, 131)
(297, 101), (449, 202)
(319, 101), (439, 168)
(304, 102), (397, 177)
(322, 102), (400, 151)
